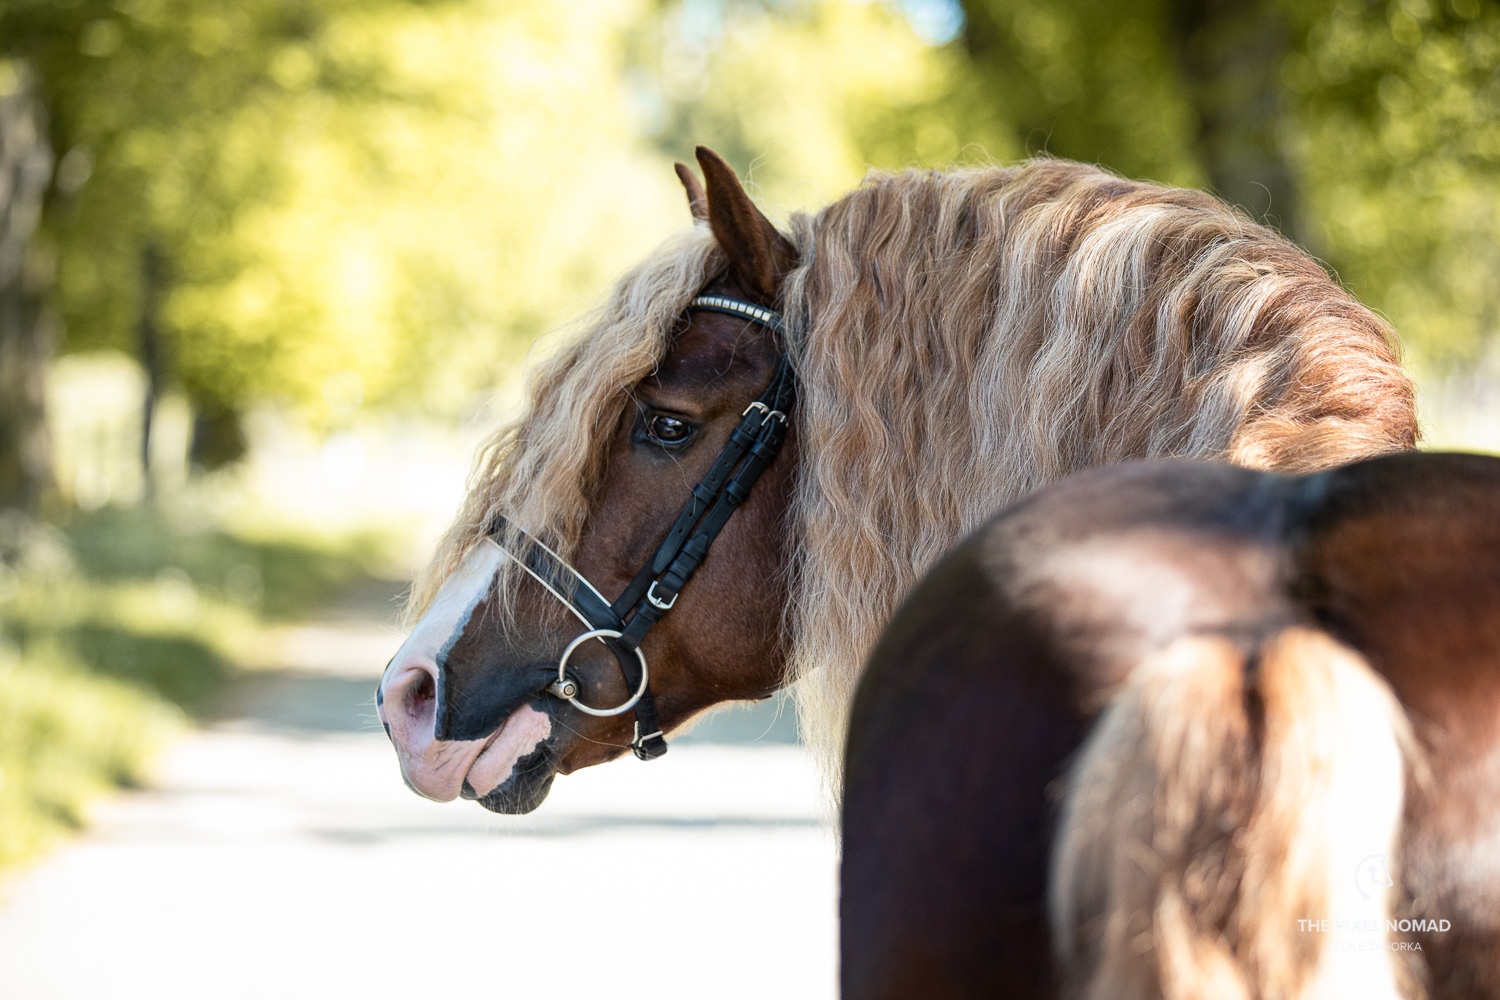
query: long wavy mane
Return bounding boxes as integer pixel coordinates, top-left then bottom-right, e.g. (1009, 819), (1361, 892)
(414, 159), (1417, 792)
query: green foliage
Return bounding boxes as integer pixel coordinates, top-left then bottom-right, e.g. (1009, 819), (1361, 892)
(948, 0), (1207, 185)
(54, 505), (391, 623)
(3, 0), (385, 407)
(3, 0), (687, 427)
(635, 0), (1500, 368)
(1, 507), (386, 705)
(1283, 0), (1500, 365)
(628, 1), (954, 207)
(929, 0), (1500, 366)
(0, 646), (180, 868)
(11, 0), (1490, 410)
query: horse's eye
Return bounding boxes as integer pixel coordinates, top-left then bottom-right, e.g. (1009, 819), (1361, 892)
(646, 413), (693, 445)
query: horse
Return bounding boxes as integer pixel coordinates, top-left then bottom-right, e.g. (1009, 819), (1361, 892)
(376, 145), (1416, 819)
(841, 452), (1500, 1000)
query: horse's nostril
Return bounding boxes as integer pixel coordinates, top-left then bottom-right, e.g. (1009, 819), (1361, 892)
(409, 671), (435, 716)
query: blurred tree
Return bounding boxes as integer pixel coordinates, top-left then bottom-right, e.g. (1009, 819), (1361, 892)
(0, 64), (53, 509)
(1, 0), (687, 495)
(1172, 1), (1301, 236)
(947, 0), (1301, 223)
(626, 0), (953, 209)
(953, 0), (1205, 185)
(1282, 0), (1500, 365)
(5, 0), (1494, 493)
(169, 0), (685, 426)
(1, 0), (406, 480)
(637, 0), (1500, 369)
(948, 0), (1500, 366)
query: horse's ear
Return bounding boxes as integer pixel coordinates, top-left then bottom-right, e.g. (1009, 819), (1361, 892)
(674, 162), (709, 222)
(695, 146), (797, 302)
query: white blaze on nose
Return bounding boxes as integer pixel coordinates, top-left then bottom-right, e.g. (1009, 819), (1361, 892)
(384, 539), (507, 688)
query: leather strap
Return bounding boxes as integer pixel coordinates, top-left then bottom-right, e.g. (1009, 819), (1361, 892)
(490, 295), (793, 761)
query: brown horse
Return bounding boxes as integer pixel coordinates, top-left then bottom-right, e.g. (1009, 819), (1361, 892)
(377, 147), (1415, 817)
(841, 452), (1500, 1000)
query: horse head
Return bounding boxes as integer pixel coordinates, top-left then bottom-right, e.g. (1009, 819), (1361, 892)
(377, 148), (801, 812)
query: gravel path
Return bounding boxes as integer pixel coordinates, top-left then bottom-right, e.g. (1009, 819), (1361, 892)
(0, 586), (837, 999)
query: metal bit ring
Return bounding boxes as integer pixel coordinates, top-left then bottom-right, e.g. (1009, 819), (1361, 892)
(547, 628), (649, 718)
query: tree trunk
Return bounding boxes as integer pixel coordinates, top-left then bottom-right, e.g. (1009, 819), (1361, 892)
(138, 244), (163, 497)
(0, 65), (55, 511)
(1169, 0), (1304, 241)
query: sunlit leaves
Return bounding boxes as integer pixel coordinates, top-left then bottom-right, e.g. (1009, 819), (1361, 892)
(8, 0), (687, 427)
(11, 0), (1500, 424)
(931, 0), (1500, 366)
(1284, 0), (1500, 366)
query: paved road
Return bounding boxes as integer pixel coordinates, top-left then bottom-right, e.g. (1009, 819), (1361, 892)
(0, 587), (837, 1000)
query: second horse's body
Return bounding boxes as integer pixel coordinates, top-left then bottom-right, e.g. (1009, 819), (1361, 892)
(844, 452), (1500, 1000)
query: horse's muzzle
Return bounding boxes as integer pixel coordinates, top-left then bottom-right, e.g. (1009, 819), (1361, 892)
(377, 654), (554, 802)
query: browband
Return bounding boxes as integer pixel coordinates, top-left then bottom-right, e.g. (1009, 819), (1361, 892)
(688, 295), (787, 336)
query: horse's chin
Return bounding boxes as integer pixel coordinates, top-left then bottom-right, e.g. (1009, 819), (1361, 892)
(452, 699), (561, 814)
(464, 741), (559, 814)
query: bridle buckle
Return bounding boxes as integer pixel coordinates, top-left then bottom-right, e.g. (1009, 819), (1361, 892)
(647, 581), (678, 610)
(632, 721), (666, 761)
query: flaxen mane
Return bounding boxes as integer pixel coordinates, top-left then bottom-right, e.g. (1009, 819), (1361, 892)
(410, 225), (724, 625)
(414, 159), (1417, 790)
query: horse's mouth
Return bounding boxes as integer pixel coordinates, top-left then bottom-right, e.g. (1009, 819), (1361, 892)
(458, 697), (561, 814)
(446, 653), (634, 814)
(464, 737), (560, 814)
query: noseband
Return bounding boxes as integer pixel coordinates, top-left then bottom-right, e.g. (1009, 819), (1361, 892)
(491, 294), (793, 760)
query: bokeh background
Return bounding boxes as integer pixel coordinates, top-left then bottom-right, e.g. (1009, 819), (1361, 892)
(0, 0), (1497, 996)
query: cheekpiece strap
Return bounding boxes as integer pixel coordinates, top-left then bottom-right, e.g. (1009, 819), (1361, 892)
(492, 294), (791, 764)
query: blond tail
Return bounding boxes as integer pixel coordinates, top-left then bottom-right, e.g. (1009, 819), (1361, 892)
(1049, 627), (1415, 1000)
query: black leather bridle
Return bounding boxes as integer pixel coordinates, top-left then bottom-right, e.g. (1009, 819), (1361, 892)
(490, 294), (793, 760)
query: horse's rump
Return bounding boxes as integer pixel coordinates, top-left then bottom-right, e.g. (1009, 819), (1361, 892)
(1050, 627), (1414, 1000)
(840, 454), (1500, 999)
